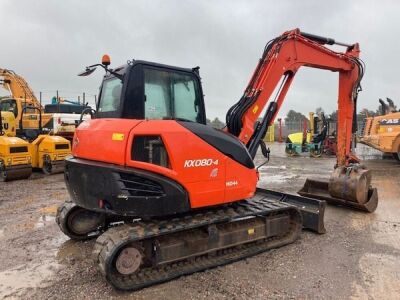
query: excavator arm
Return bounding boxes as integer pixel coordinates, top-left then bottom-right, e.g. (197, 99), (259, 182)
(227, 29), (362, 166)
(227, 29), (377, 212)
(0, 68), (39, 104)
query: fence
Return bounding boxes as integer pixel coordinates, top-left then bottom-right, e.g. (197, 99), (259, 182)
(264, 120), (365, 142)
(35, 90), (97, 107)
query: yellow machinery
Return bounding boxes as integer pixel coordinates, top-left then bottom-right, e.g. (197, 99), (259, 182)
(0, 110), (17, 137)
(19, 107), (71, 174)
(0, 68), (89, 140)
(360, 98), (400, 160)
(0, 68), (53, 130)
(264, 125), (275, 142)
(0, 107), (71, 181)
(285, 112), (321, 156)
(27, 134), (71, 174)
(0, 111), (32, 181)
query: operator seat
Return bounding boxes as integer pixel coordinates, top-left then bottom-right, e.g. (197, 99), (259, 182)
(312, 125), (327, 143)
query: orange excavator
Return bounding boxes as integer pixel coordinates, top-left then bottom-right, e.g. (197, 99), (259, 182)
(56, 29), (378, 290)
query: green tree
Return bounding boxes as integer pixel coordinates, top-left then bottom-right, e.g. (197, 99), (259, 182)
(328, 110), (337, 121)
(210, 117), (225, 129)
(285, 110), (307, 123)
(315, 107), (324, 115)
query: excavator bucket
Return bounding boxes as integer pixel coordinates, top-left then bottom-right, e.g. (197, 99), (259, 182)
(298, 166), (378, 213)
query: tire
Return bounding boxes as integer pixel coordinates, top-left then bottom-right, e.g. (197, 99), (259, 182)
(393, 152), (400, 161)
(285, 145), (298, 157)
(56, 201), (106, 240)
(0, 161), (6, 182)
(310, 149), (322, 158)
(42, 155), (52, 175)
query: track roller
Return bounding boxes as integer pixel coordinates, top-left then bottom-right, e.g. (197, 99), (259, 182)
(56, 201), (106, 240)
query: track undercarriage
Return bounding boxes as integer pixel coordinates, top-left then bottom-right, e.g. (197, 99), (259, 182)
(57, 188), (325, 291)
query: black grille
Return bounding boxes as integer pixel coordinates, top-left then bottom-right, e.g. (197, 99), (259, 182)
(118, 172), (165, 197)
(10, 146), (28, 153)
(55, 143), (70, 150)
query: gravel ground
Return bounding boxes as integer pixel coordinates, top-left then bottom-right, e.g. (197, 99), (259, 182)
(0, 143), (399, 299)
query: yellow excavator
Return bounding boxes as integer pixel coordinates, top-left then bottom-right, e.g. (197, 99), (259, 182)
(0, 68), (89, 140)
(360, 98), (400, 160)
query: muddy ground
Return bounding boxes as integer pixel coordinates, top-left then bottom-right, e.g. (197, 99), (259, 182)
(0, 143), (399, 299)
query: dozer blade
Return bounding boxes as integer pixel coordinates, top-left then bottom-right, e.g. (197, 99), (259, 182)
(298, 179), (378, 213)
(1, 164), (32, 181)
(257, 188), (326, 234)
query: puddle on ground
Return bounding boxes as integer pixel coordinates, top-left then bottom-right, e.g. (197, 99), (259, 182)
(351, 253), (400, 299)
(0, 233), (68, 298)
(56, 239), (89, 261)
(259, 165), (287, 170)
(0, 257), (61, 299)
(258, 173), (298, 184)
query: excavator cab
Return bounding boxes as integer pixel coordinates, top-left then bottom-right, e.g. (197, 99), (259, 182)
(80, 59), (207, 125)
(0, 98), (18, 118)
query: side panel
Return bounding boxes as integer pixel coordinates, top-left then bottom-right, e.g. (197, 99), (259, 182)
(225, 159), (257, 201)
(72, 119), (142, 165)
(125, 120), (258, 208)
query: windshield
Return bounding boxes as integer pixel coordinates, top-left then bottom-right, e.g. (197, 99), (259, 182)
(98, 77), (122, 113)
(0, 99), (17, 117)
(144, 68), (201, 122)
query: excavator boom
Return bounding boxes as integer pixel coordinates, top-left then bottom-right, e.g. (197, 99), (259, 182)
(227, 29), (362, 166)
(0, 68), (38, 104)
(226, 29), (377, 211)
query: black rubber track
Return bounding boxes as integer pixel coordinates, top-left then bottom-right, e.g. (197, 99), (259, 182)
(56, 201), (106, 240)
(93, 197), (302, 291)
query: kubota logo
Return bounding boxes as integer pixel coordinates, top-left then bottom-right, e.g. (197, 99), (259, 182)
(184, 159), (219, 168)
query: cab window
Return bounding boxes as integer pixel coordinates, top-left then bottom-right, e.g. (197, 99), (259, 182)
(0, 99), (18, 117)
(98, 78), (122, 113)
(144, 68), (201, 122)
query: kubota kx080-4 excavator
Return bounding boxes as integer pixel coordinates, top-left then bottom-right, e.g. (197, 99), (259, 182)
(56, 29), (378, 290)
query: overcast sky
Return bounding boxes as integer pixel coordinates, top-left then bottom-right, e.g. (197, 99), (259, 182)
(1, 0), (399, 120)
